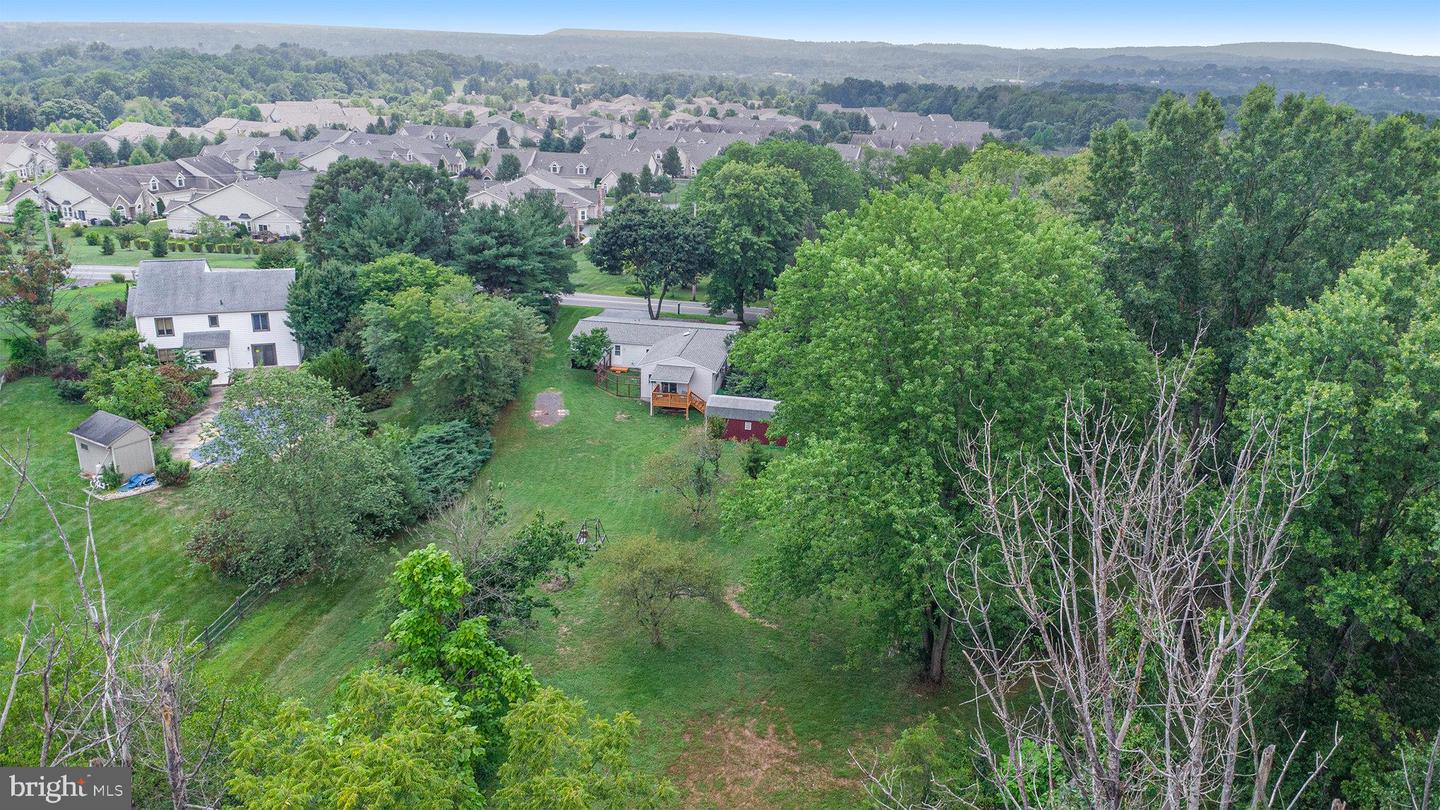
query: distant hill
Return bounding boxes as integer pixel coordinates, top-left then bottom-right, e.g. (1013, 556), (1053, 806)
(1, 23), (1437, 114)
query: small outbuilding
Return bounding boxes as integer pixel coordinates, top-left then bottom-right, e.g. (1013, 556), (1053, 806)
(705, 395), (785, 446)
(69, 411), (156, 479)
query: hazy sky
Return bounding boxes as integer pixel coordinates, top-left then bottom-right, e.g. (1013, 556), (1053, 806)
(17, 0), (1440, 55)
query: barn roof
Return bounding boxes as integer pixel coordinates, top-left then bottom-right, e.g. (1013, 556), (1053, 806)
(69, 410), (151, 446)
(705, 395), (778, 422)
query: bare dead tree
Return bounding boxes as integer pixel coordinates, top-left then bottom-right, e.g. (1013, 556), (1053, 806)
(0, 435), (234, 809)
(939, 358), (1337, 810)
(1399, 728), (1440, 810)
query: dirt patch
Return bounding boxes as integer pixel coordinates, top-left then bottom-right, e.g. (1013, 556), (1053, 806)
(529, 388), (569, 427)
(725, 585), (777, 629)
(670, 712), (857, 807)
(614, 411), (630, 422)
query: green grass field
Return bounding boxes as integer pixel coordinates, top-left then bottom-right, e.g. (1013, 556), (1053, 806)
(1, 300), (959, 805)
(570, 249), (719, 303)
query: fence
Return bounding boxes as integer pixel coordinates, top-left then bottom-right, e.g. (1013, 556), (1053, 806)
(190, 581), (267, 652)
(595, 368), (641, 399)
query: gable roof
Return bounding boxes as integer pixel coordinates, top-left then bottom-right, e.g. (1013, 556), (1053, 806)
(640, 327), (734, 373)
(128, 260), (295, 317)
(69, 410), (151, 445)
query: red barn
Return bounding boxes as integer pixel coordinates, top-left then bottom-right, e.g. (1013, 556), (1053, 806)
(705, 395), (785, 447)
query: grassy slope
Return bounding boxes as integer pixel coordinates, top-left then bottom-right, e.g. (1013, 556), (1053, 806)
(485, 307), (964, 807)
(3, 300), (960, 805)
(570, 248), (717, 302)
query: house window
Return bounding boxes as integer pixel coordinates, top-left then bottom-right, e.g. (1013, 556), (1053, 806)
(156, 348), (178, 363)
(207, 315), (220, 328)
(659, 382), (680, 394)
(251, 343), (278, 367)
(744, 421), (754, 431)
(257, 224), (268, 233)
(175, 173), (186, 188)
(149, 179), (159, 192)
(198, 349), (217, 363)
(612, 344), (622, 357)
(154, 317), (175, 337)
(79, 442), (90, 452)
(251, 313), (270, 332)
(549, 162), (561, 174)
(60, 205), (72, 219)
(576, 164), (588, 175)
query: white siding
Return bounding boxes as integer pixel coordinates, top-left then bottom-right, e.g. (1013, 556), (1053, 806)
(638, 358), (721, 402)
(137, 309), (301, 385)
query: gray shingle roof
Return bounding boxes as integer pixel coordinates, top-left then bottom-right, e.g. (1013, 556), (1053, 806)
(128, 260), (294, 317)
(569, 313), (737, 355)
(181, 330), (231, 349)
(640, 328), (733, 372)
(69, 410), (151, 446)
(650, 364), (695, 384)
(705, 395), (778, 422)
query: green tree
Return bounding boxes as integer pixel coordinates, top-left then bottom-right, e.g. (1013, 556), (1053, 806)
(661, 145), (683, 177)
(1230, 241), (1440, 800)
(569, 327), (610, 368)
(725, 186), (1147, 683)
(1087, 86), (1440, 427)
(356, 252), (464, 304)
(495, 687), (676, 808)
(304, 159), (466, 265)
(228, 669), (483, 809)
(596, 534), (722, 647)
(613, 172), (640, 200)
(286, 261), (361, 353)
(0, 248), (72, 356)
(387, 545), (539, 781)
(687, 138), (863, 226)
(495, 152), (522, 180)
(361, 280), (545, 427)
(692, 161), (809, 323)
(450, 192), (576, 322)
(641, 426), (726, 527)
(587, 196), (712, 319)
(189, 369), (408, 584)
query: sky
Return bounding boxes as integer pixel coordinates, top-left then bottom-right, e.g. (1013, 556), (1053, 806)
(12, 0), (1440, 55)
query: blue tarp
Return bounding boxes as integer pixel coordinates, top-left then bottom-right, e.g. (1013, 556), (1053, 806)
(117, 472), (157, 492)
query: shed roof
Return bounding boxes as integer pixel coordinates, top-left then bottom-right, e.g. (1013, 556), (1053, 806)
(705, 395), (778, 422)
(650, 364), (695, 384)
(181, 330), (231, 349)
(69, 410), (151, 446)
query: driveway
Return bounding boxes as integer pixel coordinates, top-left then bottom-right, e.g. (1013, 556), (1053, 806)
(162, 387), (223, 462)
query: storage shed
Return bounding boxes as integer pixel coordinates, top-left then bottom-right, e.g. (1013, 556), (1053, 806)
(705, 395), (785, 446)
(68, 411), (156, 479)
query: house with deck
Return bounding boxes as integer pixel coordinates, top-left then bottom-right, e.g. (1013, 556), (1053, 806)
(128, 259), (300, 385)
(570, 312), (739, 418)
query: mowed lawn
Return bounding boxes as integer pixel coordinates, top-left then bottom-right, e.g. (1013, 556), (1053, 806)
(487, 307), (967, 807)
(57, 228), (272, 268)
(3, 299), (964, 805)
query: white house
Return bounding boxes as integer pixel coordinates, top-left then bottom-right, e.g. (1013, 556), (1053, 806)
(166, 171), (315, 237)
(128, 259), (300, 385)
(569, 312), (739, 416)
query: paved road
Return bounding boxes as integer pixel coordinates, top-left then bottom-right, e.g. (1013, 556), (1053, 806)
(68, 264), (769, 321)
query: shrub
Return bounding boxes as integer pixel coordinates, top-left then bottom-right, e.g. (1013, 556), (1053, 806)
(135, 238), (150, 251)
(623, 284), (647, 297)
(406, 420), (494, 514)
(53, 377), (87, 403)
(150, 239), (167, 258)
(84, 230), (101, 246)
(100, 234), (115, 255)
(68, 223), (84, 237)
(301, 347), (373, 396)
(568, 327), (610, 369)
(256, 241), (300, 268)
(356, 387), (397, 412)
(3, 334), (50, 376)
(91, 298), (126, 329)
(705, 415), (726, 440)
(155, 452), (191, 487)
(99, 464), (124, 490)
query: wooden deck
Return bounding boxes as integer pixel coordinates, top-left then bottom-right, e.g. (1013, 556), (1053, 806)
(650, 387), (706, 418)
